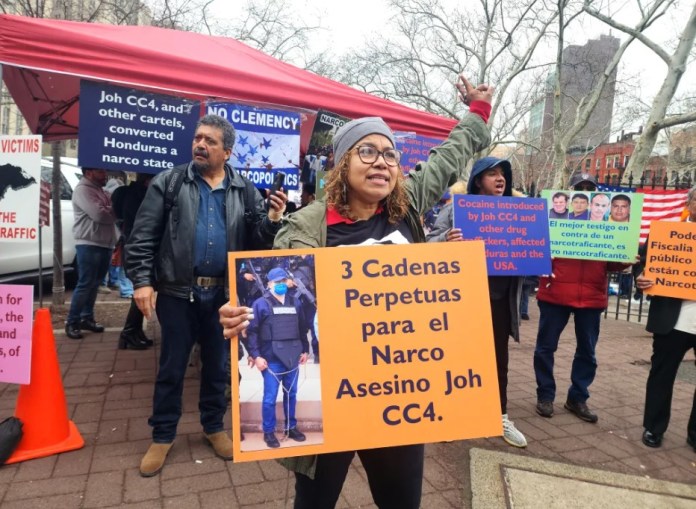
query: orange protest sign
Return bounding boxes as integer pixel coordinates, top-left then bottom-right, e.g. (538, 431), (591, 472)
(228, 241), (501, 462)
(643, 221), (696, 300)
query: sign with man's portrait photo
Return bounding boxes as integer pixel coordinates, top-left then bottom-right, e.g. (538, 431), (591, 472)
(228, 241), (502, 462)
(541, 190), (643, 262)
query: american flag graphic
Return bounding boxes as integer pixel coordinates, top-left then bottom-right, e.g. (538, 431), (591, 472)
(635, 188), (688, 243)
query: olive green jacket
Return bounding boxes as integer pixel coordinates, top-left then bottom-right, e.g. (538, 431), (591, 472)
(274, 112), (490, 477)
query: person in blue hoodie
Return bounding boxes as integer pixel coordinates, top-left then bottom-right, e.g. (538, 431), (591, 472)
(427, 156), (527, 448)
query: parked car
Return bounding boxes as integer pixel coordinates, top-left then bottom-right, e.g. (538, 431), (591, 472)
(0, 158), (82, 283)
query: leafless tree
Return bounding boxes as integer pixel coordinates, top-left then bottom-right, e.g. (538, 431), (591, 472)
(542, 0), (679, 187)
(208, 0), (322, 68)
(583, 0), (696, 183)
(317, 0), (559, 163)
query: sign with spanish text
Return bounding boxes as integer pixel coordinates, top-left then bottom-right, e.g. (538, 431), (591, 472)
(453, 195), (551, 275)
(394, 132), (443, 174)
(643, 221), (696, 300)
(228, 242), (501, 462)
(207, 102), (301, 190)
(541, 190), (643, 262)
(0, 285), (33, 384)
(0, 135), (41, 243)
(78, 80), (199, 174)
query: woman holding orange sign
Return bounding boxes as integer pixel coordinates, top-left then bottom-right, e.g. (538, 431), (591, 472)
(220, 74), (493, 508)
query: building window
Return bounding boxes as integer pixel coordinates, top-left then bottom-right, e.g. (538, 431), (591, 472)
(614, 155), (620, 168)
(585, 159), (591, 169)
(606, 156), (612, 168)
(673, 147), (681, 162)
(596, 158), (601, 169)
(623, 155), (630, 167)
(686, 147), (693, 161)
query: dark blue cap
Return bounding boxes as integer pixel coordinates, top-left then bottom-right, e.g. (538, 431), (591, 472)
(267, 267), (288, 282)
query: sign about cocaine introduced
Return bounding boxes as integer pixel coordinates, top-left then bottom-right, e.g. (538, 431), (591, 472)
(206, 102), (301, 190)
(0, 135), (41, 242)
(453, 194), (551, 275)
(78, 80), (199, 174)
(394, 132), (443, 174)
(541, 190), (643, 262)
(228, 241), (501, 462)
(0, 285), (33, 384)
(643, 221), (696, 300)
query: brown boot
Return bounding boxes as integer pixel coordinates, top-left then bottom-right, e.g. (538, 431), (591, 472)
(204, 431), (233, 460)
(139, 442), (173, 477)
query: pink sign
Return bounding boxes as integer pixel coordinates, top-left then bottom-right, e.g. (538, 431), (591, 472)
(0, 285), (33, 384)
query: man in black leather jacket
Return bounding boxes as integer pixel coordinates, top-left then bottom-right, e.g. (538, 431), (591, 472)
(126, 114), (286, 477)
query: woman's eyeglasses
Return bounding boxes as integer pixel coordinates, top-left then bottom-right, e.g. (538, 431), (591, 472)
(354, 145), (401, 166)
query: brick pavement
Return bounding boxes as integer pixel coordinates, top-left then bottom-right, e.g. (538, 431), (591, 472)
(0, 298), (694, 508)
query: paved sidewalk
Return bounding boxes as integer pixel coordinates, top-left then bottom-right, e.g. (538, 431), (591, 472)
(0, 296), (694, 508)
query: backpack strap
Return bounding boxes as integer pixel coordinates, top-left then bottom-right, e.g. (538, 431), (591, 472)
(164, 164), (260, 227)
(241, 176), (261, 226)
(164, 165), (187, 214)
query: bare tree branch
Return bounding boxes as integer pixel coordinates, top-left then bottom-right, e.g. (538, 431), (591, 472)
(654, 111), (696, 130)
(583, 0), (673, 65)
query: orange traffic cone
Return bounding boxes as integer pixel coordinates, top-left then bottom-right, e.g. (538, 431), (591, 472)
(5, 308), (84, 464)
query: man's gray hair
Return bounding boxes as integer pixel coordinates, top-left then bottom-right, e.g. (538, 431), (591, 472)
(687, 185), (696, 204)
(196, 114), (236, 151)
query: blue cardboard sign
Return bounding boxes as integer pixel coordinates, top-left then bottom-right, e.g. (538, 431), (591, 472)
(454, 194), (552, 276)
(394, 132), (443, 174)
(206, 102), (301, 190)
(78, 80), (199, 174)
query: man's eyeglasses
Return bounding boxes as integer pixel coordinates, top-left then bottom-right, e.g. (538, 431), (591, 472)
(354, 145), (401, 166)
(574, 183), (596, 191)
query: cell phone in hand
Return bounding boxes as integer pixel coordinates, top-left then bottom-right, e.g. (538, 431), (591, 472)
(266, 171), (286, 210)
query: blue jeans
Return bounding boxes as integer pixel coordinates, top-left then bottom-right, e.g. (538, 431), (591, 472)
(67, 245), (112, 325)
(103, 264), (132, 296)
(520, 286), (530, 315)
(117, 267), (133, 297)
(262, 360), (299, 433)
(150, 287), (228, 443)
(533, 300), (602, 403)
(520, 278), (536, 315)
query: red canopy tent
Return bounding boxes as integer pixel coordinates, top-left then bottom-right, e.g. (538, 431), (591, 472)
(0, 14), (457, 142)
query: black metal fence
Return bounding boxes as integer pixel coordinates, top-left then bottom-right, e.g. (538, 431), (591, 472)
(603, 170), (694, 191)
(602, 171), (694, 323)
(605, 272), (648, 323)
(528, 169), (695, 197)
